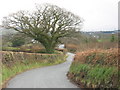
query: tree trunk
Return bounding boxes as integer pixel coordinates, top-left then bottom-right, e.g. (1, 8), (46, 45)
(44, 42), (55, 53)
(45, 46), (55, 53)
(37, 39), (56, 54)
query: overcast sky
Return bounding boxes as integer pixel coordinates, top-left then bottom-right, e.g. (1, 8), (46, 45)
(0, 0), (119, 31)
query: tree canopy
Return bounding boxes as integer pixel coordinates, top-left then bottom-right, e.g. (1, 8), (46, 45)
(2, 4), (83, 53)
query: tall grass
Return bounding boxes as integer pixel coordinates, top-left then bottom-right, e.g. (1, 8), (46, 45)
(68, 63), (118, 88)
(2, 59), (65, 83)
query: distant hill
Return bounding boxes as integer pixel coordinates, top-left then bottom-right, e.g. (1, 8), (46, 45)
(0, 26), (17, 35)
(82, 30), (119, 34)
(81, 30), (119, 39)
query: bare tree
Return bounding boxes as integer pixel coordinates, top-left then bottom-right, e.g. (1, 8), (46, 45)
(2, 4), (83, 53)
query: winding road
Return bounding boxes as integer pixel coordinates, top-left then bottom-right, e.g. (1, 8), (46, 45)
(6, 53), (78, 88)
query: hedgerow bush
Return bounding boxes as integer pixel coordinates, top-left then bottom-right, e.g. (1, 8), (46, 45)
(2, 51), (65, 67)
(68, 48), (119, 88)
(1, 51), (66, 84)
(74, 48), (118, 66)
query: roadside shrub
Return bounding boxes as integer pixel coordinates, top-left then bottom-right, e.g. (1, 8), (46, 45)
(68, 48), (119, 88)
(2, 51), (65, 67)
(74, 48), (118, 66)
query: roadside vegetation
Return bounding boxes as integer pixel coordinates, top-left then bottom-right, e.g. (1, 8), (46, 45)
(67, 48), (119, 88)
(64, 30), (119, 88)
(2, 51), (66, 86)
(1, 3), (119, 89)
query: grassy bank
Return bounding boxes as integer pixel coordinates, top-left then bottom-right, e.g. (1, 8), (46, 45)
(1, 51), (66, 86)
(67, 48), (119, 88)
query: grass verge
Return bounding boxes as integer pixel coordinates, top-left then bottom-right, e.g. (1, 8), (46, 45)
(68, 63), (118, 88)
(1, 51), (67, 88)
(2, 59), (66, 88)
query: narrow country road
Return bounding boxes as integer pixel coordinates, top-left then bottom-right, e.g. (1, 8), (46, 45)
(6, 53), (78, 88)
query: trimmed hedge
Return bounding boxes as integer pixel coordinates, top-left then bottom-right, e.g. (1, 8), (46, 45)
(68, 48), (119, 88)
(74, 48), (118, 66)
(2, 51), (65, 67)
(2, 51), (66, 84)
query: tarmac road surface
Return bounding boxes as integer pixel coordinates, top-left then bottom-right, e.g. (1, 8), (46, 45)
(6, 53), (78, 88)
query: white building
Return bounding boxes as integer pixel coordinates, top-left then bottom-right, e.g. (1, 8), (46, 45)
(58, 44), (65, 49)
